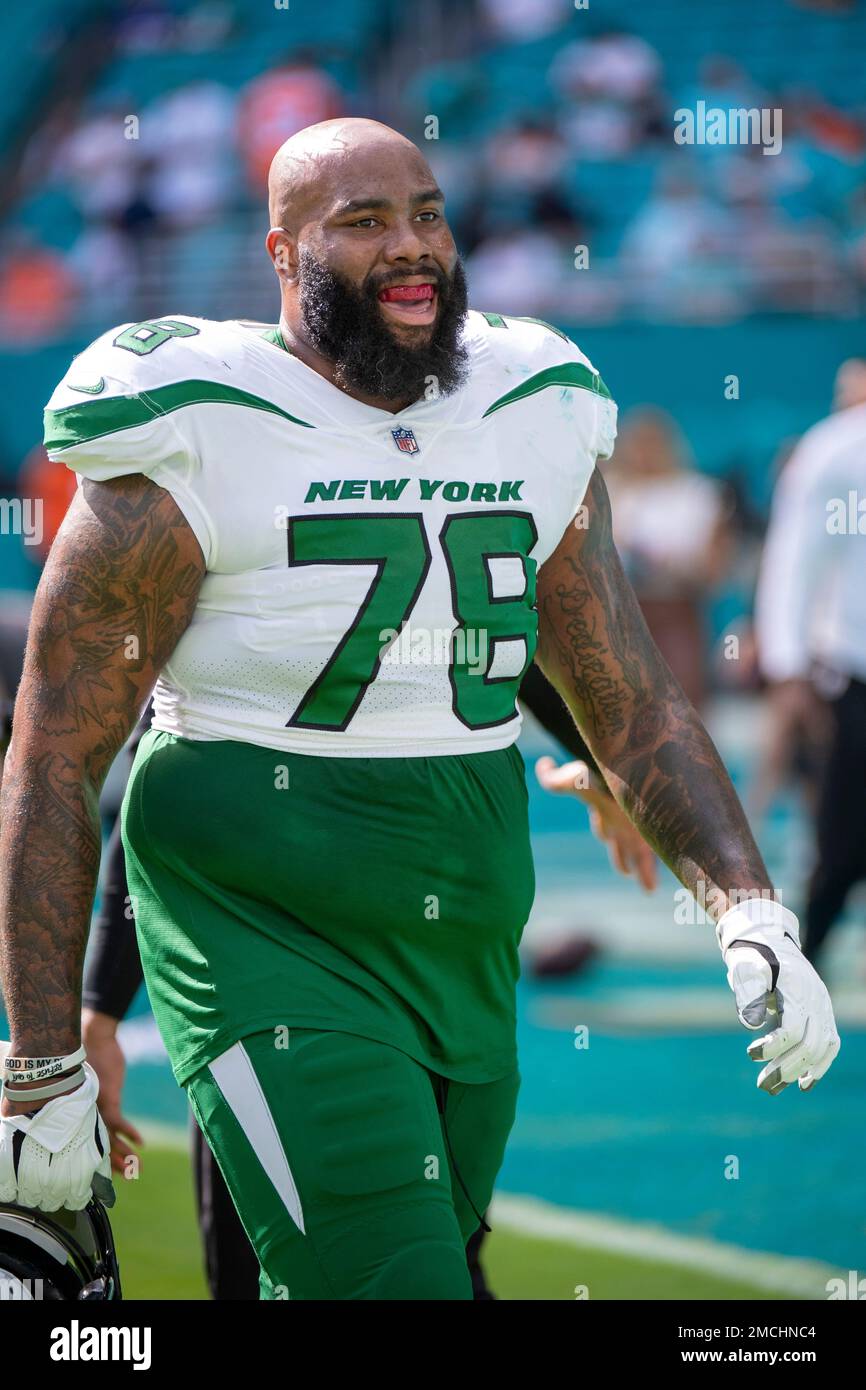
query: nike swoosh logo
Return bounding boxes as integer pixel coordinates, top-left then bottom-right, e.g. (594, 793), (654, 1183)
(68, 378), (105, 395)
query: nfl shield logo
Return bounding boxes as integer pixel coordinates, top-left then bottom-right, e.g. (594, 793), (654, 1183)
(391, 426), (420, 455)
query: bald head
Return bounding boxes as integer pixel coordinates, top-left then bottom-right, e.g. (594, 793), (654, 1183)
(263, 117), (465, 412)
(268, 118), (425, 232)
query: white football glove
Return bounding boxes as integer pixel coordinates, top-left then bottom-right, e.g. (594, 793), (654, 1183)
(717, 898), (840, 1094)
(0, 1063), (114, 1211)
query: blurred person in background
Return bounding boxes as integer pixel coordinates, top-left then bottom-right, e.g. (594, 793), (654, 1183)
(0, 233), (76, 343)
(550, 22), (665, 155)
(238, 54), (344, 191)
(17, 443), (77, 568)
(476, 0), (570, 44)
(619, 169), (744, 321)
(55, 100), (143, 224)
(755, 357), (866, 964)
(483, 116), (569, 204)
(464, 206), (571, 317)
(747, 437), (827, 823)
(462, 115), (591, 315)
(604, 407), (733, 709)
(676, 55), (763, 135)
(143, 82), (238, 230)
(112, 0), (236, 54)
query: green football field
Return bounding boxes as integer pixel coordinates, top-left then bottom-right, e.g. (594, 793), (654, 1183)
(109, 1146), (784, 1301)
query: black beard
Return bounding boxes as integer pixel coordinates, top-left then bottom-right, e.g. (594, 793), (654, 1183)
(297, 249), (470, 404)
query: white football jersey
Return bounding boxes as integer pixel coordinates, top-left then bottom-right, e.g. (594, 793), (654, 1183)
(44, 311), (617, 756)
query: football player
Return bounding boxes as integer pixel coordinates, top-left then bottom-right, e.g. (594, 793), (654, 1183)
(0, 118), (839, 1300)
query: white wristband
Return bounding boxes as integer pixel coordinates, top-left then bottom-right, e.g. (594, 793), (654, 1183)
(1, 1066), (86, 1103)
(716, 896), (801, 955)
(2, 1044), (87, 1084)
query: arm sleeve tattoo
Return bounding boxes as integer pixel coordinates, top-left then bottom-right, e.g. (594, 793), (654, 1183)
(0, 475), (205, 1056)
(535, 467), (771, 914)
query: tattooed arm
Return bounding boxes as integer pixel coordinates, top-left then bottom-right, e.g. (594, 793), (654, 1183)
(535, 467), (771, 915)
(0, 475), (205, 1110)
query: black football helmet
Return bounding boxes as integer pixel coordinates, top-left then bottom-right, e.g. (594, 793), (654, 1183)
(0, 1199), (121, 1300)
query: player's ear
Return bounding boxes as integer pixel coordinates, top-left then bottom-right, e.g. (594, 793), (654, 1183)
(266, 227), (298, 283)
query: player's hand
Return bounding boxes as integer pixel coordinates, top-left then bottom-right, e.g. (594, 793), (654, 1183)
(82, 1007), (144, 1177)
(0, 1063), (114, 1210)
(716, 898), (840, 1095)
(535, 755), (658, 891)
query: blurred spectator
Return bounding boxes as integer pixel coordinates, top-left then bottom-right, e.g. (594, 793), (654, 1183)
(677, 55), (763, 128)
(755, 358), (866, 963)
(0, 236), (76, 342)
(111, 0), (177, 53)
(55, 102), (141, 222)
(552, 26), (662, 104)
(556, 92), (637, 161)
(484, 117), (568, 197)
(619, 169), (745, 320)
(478, 0), (571, 43)
(464, 188), (617, 320)
(799, 92), (865, 162)
(114, 0), (235, 54)
(733, 189), (844, 314)
(606, 408), (732, 708)
(238, 56), (344, 192)
(747, 436), (827, 821)
(67, 221), (137, 324)
(144, 82), (237, 228)
(551, 25), (665, 155)
(620, 170), (727, 277)
(17, 443), (77, 567)
(465, 216), (567, 316)
(3, 0), (866, 339)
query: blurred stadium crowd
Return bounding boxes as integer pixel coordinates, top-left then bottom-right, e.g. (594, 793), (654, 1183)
(2, 0), (866, 343)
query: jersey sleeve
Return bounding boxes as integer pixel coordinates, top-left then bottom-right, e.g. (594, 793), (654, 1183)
(556, 327), (618, 464)
(527, 321), (619, 526)
(43, 320), (216, 566)
(488, 314), (618, 465)
(476, 313), (620, 558)
(593, 375), (618, 462)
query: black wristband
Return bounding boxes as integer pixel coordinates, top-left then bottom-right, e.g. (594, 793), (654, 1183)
(518, 663), (602, 774)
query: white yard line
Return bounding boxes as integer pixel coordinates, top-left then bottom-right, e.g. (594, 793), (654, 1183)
(490, 1192), (845, 1298)
(132, 1127), (848, 1298)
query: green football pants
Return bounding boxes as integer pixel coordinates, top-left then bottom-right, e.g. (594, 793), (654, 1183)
(186, 1027), (520, 1301)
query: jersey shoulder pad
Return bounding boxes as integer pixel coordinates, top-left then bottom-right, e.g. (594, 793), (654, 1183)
(466, 309), (617, 460)
(42, 315), (222, 564)
(468, 308), (611, 398)
(47, 314), (235, 411)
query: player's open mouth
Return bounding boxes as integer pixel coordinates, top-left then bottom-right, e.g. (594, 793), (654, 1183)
(377, 282), (438, 325)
